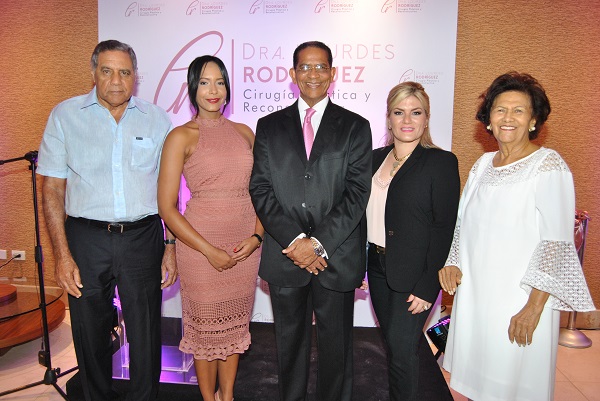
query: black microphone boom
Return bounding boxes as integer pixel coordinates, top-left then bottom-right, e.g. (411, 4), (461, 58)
(0, 150), (39, 165)
(24, 151), (39, 162)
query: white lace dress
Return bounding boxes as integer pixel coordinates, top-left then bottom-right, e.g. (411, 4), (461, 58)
(442, 148), (594, 401)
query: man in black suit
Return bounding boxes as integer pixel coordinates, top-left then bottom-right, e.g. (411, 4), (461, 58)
(250, 41), (372, 401)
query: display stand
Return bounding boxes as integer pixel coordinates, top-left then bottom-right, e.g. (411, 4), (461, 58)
(112, 287), (194, 384)
(558, 210), (593, 349)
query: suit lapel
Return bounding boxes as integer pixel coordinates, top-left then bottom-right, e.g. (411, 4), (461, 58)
(284, 101), (309, 165)
(307, 101), (337, 164)
(390, 144), (425, 187)
(373, 145), (394, 174)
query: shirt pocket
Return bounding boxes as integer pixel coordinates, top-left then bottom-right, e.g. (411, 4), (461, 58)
(131, 137), (157, 170)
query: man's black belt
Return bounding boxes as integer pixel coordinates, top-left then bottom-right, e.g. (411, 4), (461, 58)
(71, 214), (159, 233)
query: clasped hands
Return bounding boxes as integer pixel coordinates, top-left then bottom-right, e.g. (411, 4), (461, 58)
(282, 238), (327, 275)
(207, 235), (261, 272)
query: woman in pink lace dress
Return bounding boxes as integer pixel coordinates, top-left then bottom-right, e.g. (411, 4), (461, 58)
(158, 56), (263, 401)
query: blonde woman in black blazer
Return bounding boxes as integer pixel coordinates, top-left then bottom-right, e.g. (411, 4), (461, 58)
(366, 82), (460, 401)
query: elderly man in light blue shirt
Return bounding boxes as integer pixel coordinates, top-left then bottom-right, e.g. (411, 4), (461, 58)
(38, 40), (176, 401)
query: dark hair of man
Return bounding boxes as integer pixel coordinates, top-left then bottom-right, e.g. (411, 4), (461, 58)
(292, 41), (333, 69)
(476, 71), (551, 140)
(90, 40), (138, 72)
(187, 55), (231, 116)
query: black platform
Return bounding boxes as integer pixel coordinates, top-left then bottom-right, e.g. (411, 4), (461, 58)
(66, 322), (453, 400)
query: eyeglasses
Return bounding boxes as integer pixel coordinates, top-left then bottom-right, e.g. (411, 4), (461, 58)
(296, 64), (331, 74)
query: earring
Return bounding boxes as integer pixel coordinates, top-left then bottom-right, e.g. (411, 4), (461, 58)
(486, 125), (492, 131)
(388, 126), (392, 130)
(528, 126), (535, 132)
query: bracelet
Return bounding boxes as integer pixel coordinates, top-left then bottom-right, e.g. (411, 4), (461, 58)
(164, 239), (176, 245)
(252, 233), (263, 246)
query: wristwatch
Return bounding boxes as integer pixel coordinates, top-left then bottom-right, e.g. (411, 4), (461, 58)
(310, 238), (325, 257)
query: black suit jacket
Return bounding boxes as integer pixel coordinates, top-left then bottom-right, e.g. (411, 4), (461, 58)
(371, 144), (460, 302)
(250, 100), (372, 292)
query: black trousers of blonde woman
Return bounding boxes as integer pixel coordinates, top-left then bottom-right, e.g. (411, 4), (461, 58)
(368, 246), (433, 401)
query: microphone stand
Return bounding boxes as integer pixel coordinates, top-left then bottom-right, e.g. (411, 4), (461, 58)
(0, 151), (78, 400)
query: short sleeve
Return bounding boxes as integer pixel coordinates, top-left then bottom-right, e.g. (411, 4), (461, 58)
(37, 107), (69, 179)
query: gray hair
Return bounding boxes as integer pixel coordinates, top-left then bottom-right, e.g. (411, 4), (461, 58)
(90, 40), (137, 72)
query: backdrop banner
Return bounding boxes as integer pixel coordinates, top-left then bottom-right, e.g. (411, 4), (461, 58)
(99, 0), (459, 326)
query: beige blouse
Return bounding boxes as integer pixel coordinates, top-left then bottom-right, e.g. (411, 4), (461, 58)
(366, 154), (392, 247)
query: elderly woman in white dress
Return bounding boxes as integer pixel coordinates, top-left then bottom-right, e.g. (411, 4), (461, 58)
(439, 72), (595, 401)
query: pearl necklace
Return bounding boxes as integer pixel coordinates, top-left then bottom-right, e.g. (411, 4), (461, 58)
(390, 148), (413, 177)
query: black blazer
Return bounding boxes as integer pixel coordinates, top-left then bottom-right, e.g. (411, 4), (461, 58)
(250, 100), (372, 292)
(371, 144), (460, 302)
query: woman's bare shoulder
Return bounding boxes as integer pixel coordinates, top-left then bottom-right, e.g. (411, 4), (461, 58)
(168, 121), (199, 141)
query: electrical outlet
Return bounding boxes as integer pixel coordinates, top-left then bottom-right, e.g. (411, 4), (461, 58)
(12, 250), (26, 260)
(0, 250), (7, 259)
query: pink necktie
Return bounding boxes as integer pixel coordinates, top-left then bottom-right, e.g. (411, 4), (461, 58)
(303, 108), (316, 158)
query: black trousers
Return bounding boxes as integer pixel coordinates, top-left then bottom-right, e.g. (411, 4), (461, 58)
(269, 275), (355, 401)
(65, 216), (164, 401)
(368, 245), (431, 401)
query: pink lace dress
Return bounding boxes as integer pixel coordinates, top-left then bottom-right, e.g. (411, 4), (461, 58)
(177, 115), (260, 361)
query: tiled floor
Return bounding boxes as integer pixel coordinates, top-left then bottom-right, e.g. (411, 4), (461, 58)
(0, 315), (78, 400)
(1, 315), (599, 400)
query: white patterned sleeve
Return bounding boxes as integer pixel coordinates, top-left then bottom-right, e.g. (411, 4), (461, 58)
(520, 151), (595, 311)
(444, 157), (481, 268)
(445, 224), (461, 268)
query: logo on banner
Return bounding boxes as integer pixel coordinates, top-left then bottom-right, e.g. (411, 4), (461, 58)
(249, 0), (291, 14)
(125, 2), (138, 16)
(125, 2), (164, 17)
(154, 31), (225, 115)
(314, 0), (355, 13)
(381, 0), (425, 13)
(186, 1), (227, 15)
(136, 71), (147, 85)
(399, 69), (441, 85)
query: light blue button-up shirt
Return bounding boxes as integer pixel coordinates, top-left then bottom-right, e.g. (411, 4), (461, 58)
(37, 88), (172, 222)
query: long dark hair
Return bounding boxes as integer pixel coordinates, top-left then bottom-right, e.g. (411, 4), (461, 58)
(187, 55), (231, 116)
